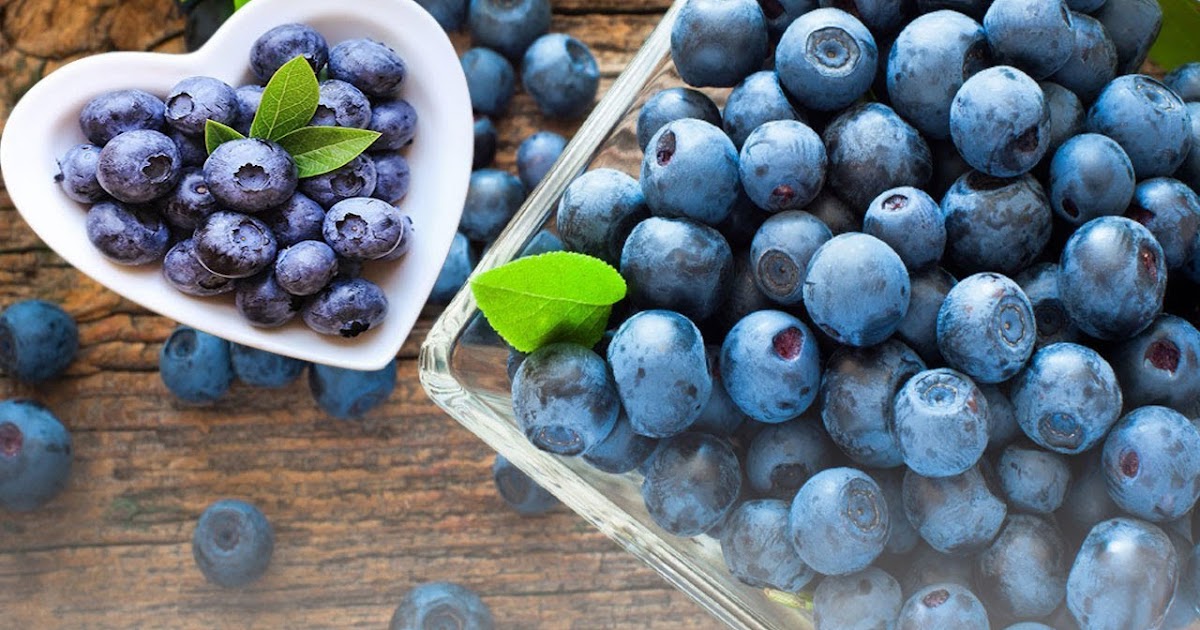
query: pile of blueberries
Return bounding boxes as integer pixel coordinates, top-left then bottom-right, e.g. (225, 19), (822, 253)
(506, 0), (1200, 628)
(56, 23), (417, 338)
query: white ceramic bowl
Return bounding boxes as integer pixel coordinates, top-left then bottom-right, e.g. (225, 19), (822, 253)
(0, 0), (472, 370)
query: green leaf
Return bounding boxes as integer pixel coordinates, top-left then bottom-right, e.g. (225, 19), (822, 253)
(233, 0), (252, 10)
(276, 126), (383, 178)
(204, 119), (245, 154)
(1150, 0), (1200, 71)
(470, 252), (627, 353)
(250, 55), (320, 141)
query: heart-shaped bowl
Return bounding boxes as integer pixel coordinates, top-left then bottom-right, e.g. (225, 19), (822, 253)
(0, 0), (471, 371)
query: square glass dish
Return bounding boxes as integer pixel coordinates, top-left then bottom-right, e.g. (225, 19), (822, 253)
(420, 2), (813, 628)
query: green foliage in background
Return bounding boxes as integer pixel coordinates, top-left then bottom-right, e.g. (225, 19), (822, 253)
(1152, 0), (1200, 70)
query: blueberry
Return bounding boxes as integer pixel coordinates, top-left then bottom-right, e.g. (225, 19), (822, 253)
(165, 76), (238, 136)
(608, 310), (711, 438)
(804, 232), (910, 347)
(1049, 12), (1117, 103)
(0, 400), (72, 512)
(870, 467), (920, 554)
(937, 272), (1035, 384)
(159, 326), (233, 404)
(310, 80), (371, 129)
(162, 238), (236, 297)
(582, 411), (659, 474)
(1178, 103), (1200, 193)
(170, 127), (209, 167)
(887, 10), (990, 139)
(327, 38), (407, 98)
(1059, 449), (1123, 539)
(428, 232), (476, 305)
(370, 153), (411, 205)
(720, 310), (822, 424)
(894, 368), (988, 478)
(1048, 133), (1136, 227)
(983, 0), (1074, 79)
(236, 272), (302, 328)
(670, 0), (769, 89)
(556, 169), (648, 265)
(85, 201), (171, 266)
(1166, 63), (1200, 102)
(206, 139), (297, 213)
(745, 418), (836, 499)
(896, 267), (956, 364)
(776, 8), (878, 111)
(96, 129), (181, 203)
(863, 187), (945, 271)
(1058, 216), (1166, 340)
(416, 0), (469, 31)
(928, 138), (973, 200)
(511, 343), (618, 456)
(903, 464), (1007, 554)
(1127, 178), (1200, 270)
(722, 71), (805, 150)
(750, 210), (832, 305)
(817, 0), (912, 35)
(460, 169), (524, 242)
(191, 499), (274, 588)
(982, 385), (1022, 451)
(158, 167), (218, 230)
(950, 66), (1051, 178)
(641, 118), (740, 225)
(790, 467), (889, 575)
(997, 443), (1071, 514)
(814, 566), (903, 630)
(1040, 81), (1086, 154)
(467, 0), (550, 61)
(975, 513), (1069, 619)
(322, 197), (409, 261)
(758, 0), (819, 37)
(637, 87), (722, 152)
(368, 100), (418, 151)
(259, 192), (325, 247)
(739, 120), (826, 212)
(302, 277), (387, 337)
(823, 103), (933, 211)
(900, 544), (976, 595)
(249, 23), (329, 82)
(706, 251), (774, 340)
(274, 240), (338, 297)
(56, 144), (106, 203)
(193, 211), (278, 278)
(1102, 406), (1200, 522)
(492, 454), (558, 515)
(389, 582), (494, 630)
(821, 339), (925, 468)
(516, 131), (566, 191)
(308, 359), (396, 419)
(230, 343), (306, 388)
(473, 116), (498, 169)
(1065, 0), (1106, 10)
(1004, 623), (1054, 630)
(0, 300), (77, 384)
(78, 89), (166, 145)
(897, 583), (990, 630)
(941, 172), (1053, 275)
(642, 432), (741, 536)
(298, 154), (377, 209)
(1066, 518), (1178, 630)
(1110, 315), (1200, 413)
(462, 47), (515, 116)
(721, 499), (816, 591)
(620, 217), (732, 322)
(1093, 0), (1162, 75)
(1088, 75), (1193, 179)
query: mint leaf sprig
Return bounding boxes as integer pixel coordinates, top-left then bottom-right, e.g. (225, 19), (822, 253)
(204, 55), (381, 178)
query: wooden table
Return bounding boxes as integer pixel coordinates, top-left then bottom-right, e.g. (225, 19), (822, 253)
(0, 0), (722, 626)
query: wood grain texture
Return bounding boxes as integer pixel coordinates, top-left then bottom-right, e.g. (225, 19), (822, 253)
(0, 1), (723, 627)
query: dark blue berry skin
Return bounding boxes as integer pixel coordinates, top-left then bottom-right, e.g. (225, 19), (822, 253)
(950, 66), (1051, 178)
(492, 454), (558, 515)
(389, 582), (494, 630)
(620, 217), (733, 322)
(556, 169), (648, 265)
(1066, 518), (1179, 630)
(1048, 133), (1136, 227)
(608, 310), (711, 439)
(897, 583), (991, 630)
(818, 0), (911, 35)
(822, 103), (933, 211)
(159, 326), (233, 404)
(1004, 623), (1054, 630)
(1128, 178), (1200, 271)
(1167, 63), (1200, 102)
(982, 384), (1021, 451)
(158, 167), (218, 231)
(887, 10), (990, 140)
(194, 211), (278, 279)
(746, 419), (835, 499)
(232, 85), (263, 135)
(298, 154), (377, 209)
(96, 129), (181, 204)
(516, 131), (566, 191)
(706, 250), (773, 338)
(903, 464), (1007, 554)
(929, 139), (972, 201)
(302, 277), (387, 337)
(894, 368), (988, 478)
(1178, 103), (1200, 193)
(721, 499), (816, 591)
(274, 240), (338, 296)
(368, 100), (418, 151)
(192, 499), (273, 588)
(723, 72), (804, 150)
(323, 197), (408, 260)
(250, 23), (329, 82)
(637, 88), (722, 152)
(237, 273), (301, 328)
(814, 566), (903, 630)
(204, 138), (298, 213)
(467, 0), (550, 61)
(739, 120), (826, 212)
(1088, 74), (1193, 179)
(1060, 449), (1122, 539)
(259, 193), (325, 247)
(230, 344), (306, 389)
(997, 444), (1070, 514)
(56, 144), (106, 203)
(687, 350), (748, 437)
(0, 400), (71, 512)
(460, 170), (524, 243)
(896, 267), (955, 364)
(165, 76), (238, 137)
(310, 80), (371, 129)
(750, 210), (831, 305)
(642, 432), (741, 537)
(1059, 216), (1166, 340)
(370, 153), (411, 205)
(641, 119), (740, 226)
(821, 340), (925, 468)
(1016, 263), (1081, 350)
(462, 47), (515, 116)
(976, 514), (1069, 620)
(900, 544), (975, 595)
(428, 232), (475, 305)
(670, 0), (769, 89)
(1065, 0), (1106, 11)
(777, 8), (877, 112)
(864, 187), (945, 271)
(416, 0), (469, 31)
(983, 0), (1074, 80)
(760, 0), (818, 37)
(85, 201), (170, 266)
(1093, 0), (1162, 75)
(1040, 81), (1085, 155)
(804, 232), (910, 347)
(473, 116), (497, 170)
(511, 343), (618, 456)
(720, 310), (821, 424)
(1049, 12), (1117, 104)
(79, 89), (166, 146)
(309, 359), (396, 419)
(937, 272), (1036, 384)
(327, 39), (407, 98)
(0, 301), (78, 384)
(1111, 315), (1200, 413)
(1102, 406), (1200, 523)
(163, 239), (236, 297)
(171, 128), (209, 167)
(870, 467), (920, 554)
(789, 467), (890, 576)
(582, 411), (659, 474)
